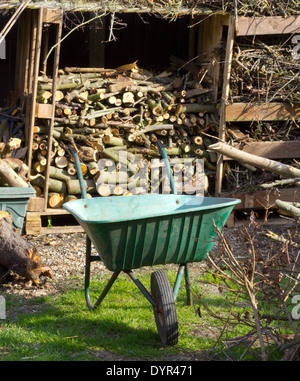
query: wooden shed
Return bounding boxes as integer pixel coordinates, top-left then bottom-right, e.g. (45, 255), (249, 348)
(0, 1), (300, 233)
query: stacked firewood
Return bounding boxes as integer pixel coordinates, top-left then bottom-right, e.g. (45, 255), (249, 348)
(30, 62), (218, 207)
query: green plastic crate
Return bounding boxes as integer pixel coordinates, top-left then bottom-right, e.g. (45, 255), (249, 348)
(0, 184), (36, 231)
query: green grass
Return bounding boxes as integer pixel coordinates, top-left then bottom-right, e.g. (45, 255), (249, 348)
(0, 267), (229, 361)
(0, 266), (284, 361)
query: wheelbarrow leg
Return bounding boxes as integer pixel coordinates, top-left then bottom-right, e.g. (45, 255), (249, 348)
(173, 264), (193, 305)
(85, 235), (120, 310)
(184, 264), (193, 306)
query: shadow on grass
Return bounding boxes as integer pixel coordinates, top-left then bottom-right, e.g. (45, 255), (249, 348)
(0, 270), (221, 361)
(1, 281), (182, 360)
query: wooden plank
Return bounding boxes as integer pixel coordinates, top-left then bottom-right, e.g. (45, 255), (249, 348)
(25, 208), (83, 235)
(197, 14), (226, 101)
(43, 9), (63, 24)
(25, 215), (42, 235)
(224, 141), (300, 160)
(35, 103), (53, 118)
(237, 16), (300, 36)
(39, 226), (84, 234)
(221, 188), (300, 210)
(27, 196), (45, 212)
(225, 102), (300, 122)
(27, 209), (70, 217)
(215, 15), (235, 196)
(25, 223), (83, 235)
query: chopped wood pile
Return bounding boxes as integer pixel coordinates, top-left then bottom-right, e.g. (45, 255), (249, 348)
(30, 60), (218, 206)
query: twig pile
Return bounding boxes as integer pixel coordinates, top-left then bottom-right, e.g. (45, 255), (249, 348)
(197, 220), (300, 361)
(230, 37), (300, 104)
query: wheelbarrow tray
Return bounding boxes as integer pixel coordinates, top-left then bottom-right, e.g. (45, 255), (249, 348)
(63, 194), (239, 272)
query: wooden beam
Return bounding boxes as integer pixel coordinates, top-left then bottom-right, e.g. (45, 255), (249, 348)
(215, 15), (235, 196)
(237, 15), (300, 36)
(225, 102), (300, 122)
(26, 9), (43, 174)
(43, 18), (63, 211)
(221, 188), (300, 210)
(224, 141), (300, 160)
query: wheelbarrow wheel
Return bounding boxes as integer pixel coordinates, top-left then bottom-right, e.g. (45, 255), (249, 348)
(151, 270), (178, 346)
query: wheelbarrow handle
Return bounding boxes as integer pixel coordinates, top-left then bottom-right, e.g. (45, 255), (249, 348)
(157, 141), (177, 195)
(68, 146), (88, 199)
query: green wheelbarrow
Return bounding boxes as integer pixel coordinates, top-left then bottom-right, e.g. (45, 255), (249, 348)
(63, 143), (240, 346)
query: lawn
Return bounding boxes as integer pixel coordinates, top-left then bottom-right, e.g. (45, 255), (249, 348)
(0, 266), (234, 361)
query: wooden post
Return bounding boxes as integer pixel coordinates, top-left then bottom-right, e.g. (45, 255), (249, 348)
(43, 17), (63, 211)
(41, 27), (50, 74)
(215, 16), (235, 196)
(26, 9), (43, 175)
(197, 14), (226, 101)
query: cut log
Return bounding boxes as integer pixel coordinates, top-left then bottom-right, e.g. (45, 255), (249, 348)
(78, 146), (98, 162)
(31, 175), (67, 193)
(48, 192), (64, 208)
(96, 183), (112, 197)
(0, 212), (52, 285)
(102, 136), (124, 147)
(49, 166), (76, 181)
(209, 142), (300, 179)
(87, 161), (100, 175)
(55, 155), (68, 169)
(33, 161), (46, 174)
(4, 158), (29, 179)
(275, 199), (300, 219)
(66, 179), (96, 195)
(67, 162), (77, 175)
(1, 138), (22, 158)
(122, 91), (135, 104)
(64, 194), (77, 202)
(0, 159), (28, 187)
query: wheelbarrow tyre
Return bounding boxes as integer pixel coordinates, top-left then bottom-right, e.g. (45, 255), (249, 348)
(151, 270), (178, 346)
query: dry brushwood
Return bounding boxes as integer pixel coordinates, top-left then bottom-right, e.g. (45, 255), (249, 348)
(195, 217), (300, 361)
(230, 37), (300, 104)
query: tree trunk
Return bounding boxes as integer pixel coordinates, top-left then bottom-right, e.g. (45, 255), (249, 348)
(0, 212), (52, 285)
(209, 142), (300, 178)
